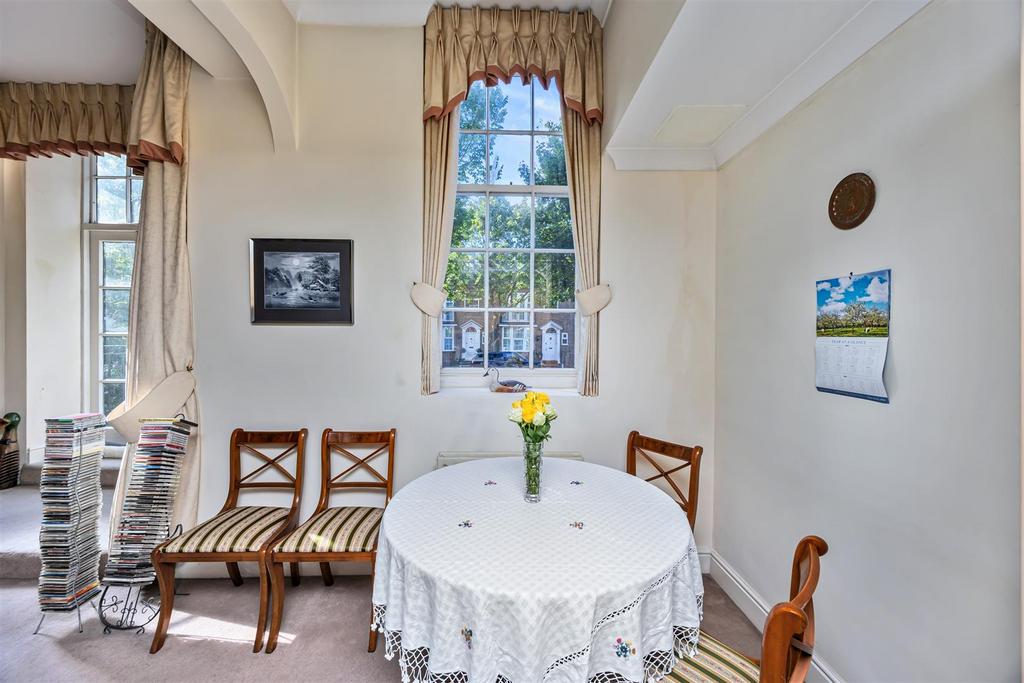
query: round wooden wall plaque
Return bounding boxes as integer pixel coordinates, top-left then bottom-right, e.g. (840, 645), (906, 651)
(828, 173), (875, 230)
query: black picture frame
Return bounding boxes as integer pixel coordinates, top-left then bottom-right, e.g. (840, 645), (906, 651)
(250, 238), (353, 324)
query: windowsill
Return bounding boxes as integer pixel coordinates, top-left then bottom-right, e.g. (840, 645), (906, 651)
(440, 368), (577, 392)
(438, 386), (582, 398)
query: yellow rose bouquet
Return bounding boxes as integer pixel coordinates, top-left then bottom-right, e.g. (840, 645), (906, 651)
(507, 392), (558, 443)
(507, 392), (557, 502)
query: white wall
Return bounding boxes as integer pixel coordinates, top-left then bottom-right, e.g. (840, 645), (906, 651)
(186, 24), (717, 553)
(714, 2), (1020, 681)
(23, 157), (83, 453)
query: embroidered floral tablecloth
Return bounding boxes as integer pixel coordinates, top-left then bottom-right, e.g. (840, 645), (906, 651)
(371, 457), (704, 683)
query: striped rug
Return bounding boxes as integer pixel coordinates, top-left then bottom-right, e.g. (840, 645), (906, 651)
(162, 506), (289, 554)
(274, 507), (383, 554)
(667, 630), (761, 683)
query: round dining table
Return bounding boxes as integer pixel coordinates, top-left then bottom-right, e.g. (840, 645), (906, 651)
(371, 457), (704, 683)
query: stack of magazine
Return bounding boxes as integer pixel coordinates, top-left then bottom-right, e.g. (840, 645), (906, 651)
(103, 417), (195, 585)
(0, 416), (20, 489)
(38, 413), (105, 611)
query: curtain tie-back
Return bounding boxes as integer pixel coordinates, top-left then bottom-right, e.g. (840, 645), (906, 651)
(577, 284), (612, 317)
(411, 282), (447, 318)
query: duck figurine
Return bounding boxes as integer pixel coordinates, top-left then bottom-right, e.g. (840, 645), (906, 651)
(484, 368), (529, 393)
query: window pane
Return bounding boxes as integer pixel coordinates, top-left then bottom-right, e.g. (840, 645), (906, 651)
(533, 135), (566, 186)
(130, 178), (143, 223)
(460, 81), (487, 130)
(96, 154), (126, 176)
(488, 194), (530, 248)
(102, 382), (125, 414)
(96, 179), (128, 223)
(488, 252), (530, 308)
(534, 82), (562, 132)
(443, 252), (484, 308)
(102, 241), (135, 287)
(534, 253), (576, 309)
(488, 134), (530, 185)
(457, 133), (487, 184)
(488, 313), (530, 367)
(453, 194), (485, 248)
(102, 335), (127, 380)
(535, 196), (573, 249)
(442, 312), (484, 368)
(534, 312), (574, 369)
(102, 289), (130, 333)
(489, 75), (531, 131)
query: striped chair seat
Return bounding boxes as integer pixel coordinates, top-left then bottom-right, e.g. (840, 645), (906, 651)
(162, 506), (289, 554)
(274, 506), (383, 554)
(668, 631), (761, 683)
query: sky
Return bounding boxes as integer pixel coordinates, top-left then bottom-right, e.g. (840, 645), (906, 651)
(816, 269), (890, 316)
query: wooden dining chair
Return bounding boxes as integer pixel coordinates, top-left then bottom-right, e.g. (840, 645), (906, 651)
(265, 428), (396, 654)
(626, 430), (703, 530)
(669, 535), (829, 683)
(149, 428), (307, 654)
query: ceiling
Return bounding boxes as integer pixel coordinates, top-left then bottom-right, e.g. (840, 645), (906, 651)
(0, 0), (145, 83)
(282, 0), (611, 26)
(606, 0), (930, 170)
(1, 0), (930, 170)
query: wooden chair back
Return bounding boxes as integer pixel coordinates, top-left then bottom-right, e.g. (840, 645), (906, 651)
(223, 428), (307, 516)
(759, 535), (829, 683)
(625, 430), (703, 529)
(316, 429), (396, 513)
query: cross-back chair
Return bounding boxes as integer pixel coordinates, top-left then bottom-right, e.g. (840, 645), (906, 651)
(150, 428), (307, 654)
(626, 430), (703, 530)
(670, 535), (829, 683)
(265, 428), (396, 654)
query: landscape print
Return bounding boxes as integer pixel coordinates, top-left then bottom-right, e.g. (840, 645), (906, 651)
(264, 251), (341, 309)
(816, 269), (890, 337)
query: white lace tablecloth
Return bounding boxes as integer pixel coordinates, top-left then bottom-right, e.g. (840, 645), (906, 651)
(371, 457), (704, 683)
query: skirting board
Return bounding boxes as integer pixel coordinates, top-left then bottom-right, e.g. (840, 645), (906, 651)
(709, 551), (844, 683)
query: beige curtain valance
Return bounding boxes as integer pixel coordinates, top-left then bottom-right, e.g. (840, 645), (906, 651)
(0, 22), (188, 173)
(0, 82), (134, 161)
(127, 21), (189, 172)
(424, 5), (603, 125)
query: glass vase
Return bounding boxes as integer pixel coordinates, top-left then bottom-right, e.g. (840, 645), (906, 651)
(523, 441), (543, 503)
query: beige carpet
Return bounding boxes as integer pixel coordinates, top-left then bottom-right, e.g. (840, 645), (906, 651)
(0, 575), (761, 682)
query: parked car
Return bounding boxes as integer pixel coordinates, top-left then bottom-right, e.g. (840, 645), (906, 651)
(488, 351), (528, 367)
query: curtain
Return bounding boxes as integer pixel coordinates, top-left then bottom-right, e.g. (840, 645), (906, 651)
(0, 82), (134, 160)
(108, 24), (200, 538)
(126, 22), (189, 173)
(421, 5), (605, 395)
(563, 107), (602, 396)
(420, 113), (460, 395)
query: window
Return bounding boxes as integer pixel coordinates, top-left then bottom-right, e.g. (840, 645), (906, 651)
(84, 155), (140, 425)
(501, 325), (530, 352)
(89, 154), (143, 224)
(442, 325), (455, 352)
(443, 76), (576, 376)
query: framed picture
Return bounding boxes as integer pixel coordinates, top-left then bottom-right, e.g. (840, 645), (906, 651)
(249, 238), (353, 324)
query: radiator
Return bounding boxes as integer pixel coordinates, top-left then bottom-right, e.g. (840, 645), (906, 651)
(435, 451), (584, 469)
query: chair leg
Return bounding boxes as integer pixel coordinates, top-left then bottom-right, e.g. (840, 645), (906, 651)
(289, 562), (300, 586)
(367, 555), (378, 653)
(319, 562), (334, 587)
(265, 560), (286, 654)
(149, 555), (176, 653)
(253, 556), (271, 653)
(226, 562), (243, 586)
